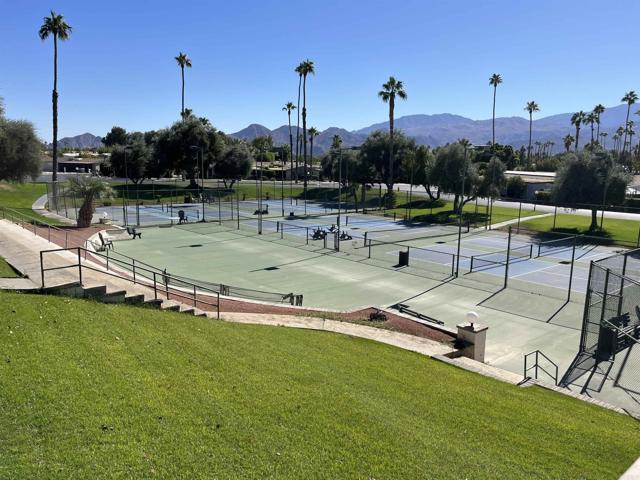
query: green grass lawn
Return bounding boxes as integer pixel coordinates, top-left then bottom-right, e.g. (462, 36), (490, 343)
(519, 213), (640, 247)
(0, 181), (56, 225)
(0, 291), (637, 479)
(0, 256), (18, 277)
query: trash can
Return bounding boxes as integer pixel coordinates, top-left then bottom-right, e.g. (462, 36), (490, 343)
(398, 250), (409, 267)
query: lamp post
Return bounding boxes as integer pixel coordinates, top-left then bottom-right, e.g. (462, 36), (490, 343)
(190, 145), (205, 222)
(455, 144), (474, 277)
(123, 145), (133, 226)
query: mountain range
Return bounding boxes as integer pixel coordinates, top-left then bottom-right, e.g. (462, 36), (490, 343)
(231, 103), (636, 154)
(54, 103), (636, 153)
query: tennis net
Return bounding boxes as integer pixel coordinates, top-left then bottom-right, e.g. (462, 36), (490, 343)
(536, 236), (581, 258)
(363, 221), (470, 247)
(470, 244), (533, 272)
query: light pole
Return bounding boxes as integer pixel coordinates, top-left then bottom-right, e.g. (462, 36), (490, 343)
(190, 145), (205, 222)
(455, 144), (474, 277)
(123, 145), (132, 226)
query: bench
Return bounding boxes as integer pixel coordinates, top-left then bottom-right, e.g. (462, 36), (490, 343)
(98, 232), (113, 250)
(127, 227), (142, 239)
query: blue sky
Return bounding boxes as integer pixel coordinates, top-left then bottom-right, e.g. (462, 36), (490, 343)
(2, 0), (639, 141)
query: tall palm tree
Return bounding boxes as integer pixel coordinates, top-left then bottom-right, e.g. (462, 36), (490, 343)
(524, 101), (539, 164)
(308, 127), (319, 176)
(600, 132), (608, 149)
(570, 111), (586, 151)
(378, 76), (407, 199)
(39, 10), (72, 185)
(613, 133), (620, 152)
(563, 134), (575, 153)
(593, 104), (605, 141)
(175, 52), (192, 119)
(299, 59), (315, 188)
(282, 102), (296, 166)
(489, 73), (502, 145)
(585, 112), (597, 144)
(294, 63), (304, 181)
(621, 91), (638, 154)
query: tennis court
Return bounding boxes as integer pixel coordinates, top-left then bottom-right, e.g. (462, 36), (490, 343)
(110, 211), (628, 380)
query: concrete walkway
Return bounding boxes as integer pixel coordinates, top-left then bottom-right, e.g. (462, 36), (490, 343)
(32, 194), (76, 225)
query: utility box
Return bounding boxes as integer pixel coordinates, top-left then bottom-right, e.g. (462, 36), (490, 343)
(398, 250), (409, 266)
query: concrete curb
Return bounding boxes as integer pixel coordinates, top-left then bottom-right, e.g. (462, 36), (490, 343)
(620, 457), (640, 479)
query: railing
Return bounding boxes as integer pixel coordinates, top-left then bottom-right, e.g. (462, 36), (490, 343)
(83, 243), (303, 306)
(39, 246), (220, 318)
(1, 207), (69, 248)
(524, 350), (559, 385)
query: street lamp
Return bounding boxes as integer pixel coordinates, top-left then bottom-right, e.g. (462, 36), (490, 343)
(455, 143), (475, 277)
(123, 145), (133, 226)
(190, 145), (205, 222)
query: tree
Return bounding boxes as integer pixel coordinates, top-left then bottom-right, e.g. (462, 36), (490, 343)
(308, 127), (319, 174)
(570, 111), (586, 151)
(378, 76), (407, 202)
(585, 111), (597, 145)
(411, 145), (439, 200)
(593, 104), (605, 141)
(506, 176), (527, 199)
(251, 135), (274, 162)
(563, 134), (575, 153)
(431, 142), (479, 213)
(282, 102), (296, 166)
(294, 63), (303, 179)
(359, 130), (415, 192)
(621, 91), (638, 154)
(524, 101), (539, 165)
(299, 59), (315, 188)
(39, 10), (72, 184)
(489, 73), (502, 145)
(553, 150), (630, 230)
(600, 132), (608, 149)
(67, 177), (112, 228)
(175, 52), (192, 119)
(102, 126), (129, 147)
(109, 142), (151, 184)
(152, 117), (223, 187)
(478, 156), (506, 199)
(0, 115), (42, 181)
(215, 144), (252, 188)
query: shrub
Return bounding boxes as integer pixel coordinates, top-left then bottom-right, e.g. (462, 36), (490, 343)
(506, 176), (527, 199)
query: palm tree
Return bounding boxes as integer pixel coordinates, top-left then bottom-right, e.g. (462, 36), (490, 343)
(67, 177), (112, 228)
(282, 102), (296, 166)
(593, 104), (605, 141)
(621, 91), (638, 154)
(524, 101), (539, 164)
(571, 111), (586, 151)
(378, 76), (407, 201)
(489, 74), (502, 145)
(175, 52), (192, 119)
(294, 63), (304, 181)
(308, 127), (319, 177)
(600, 132), (608, 149)
(585, 112), (597, 145)
(613, 133), (620, 152)
(563, 134), (575, 153)
(38, 10), (72, 185)
(299, 59), (315, 188)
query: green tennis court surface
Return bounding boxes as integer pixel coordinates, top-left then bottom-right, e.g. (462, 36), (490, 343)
(113, 215), (626, 380)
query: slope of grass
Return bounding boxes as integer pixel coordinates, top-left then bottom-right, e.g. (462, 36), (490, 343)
(0, 181), (55, 224)
(519, 213), (640, 247)
(0, 291), (638, 479)
(0, 256), (18, 277)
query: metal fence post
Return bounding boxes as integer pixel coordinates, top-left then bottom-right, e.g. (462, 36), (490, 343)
(153, 272), (158, 300)
(40, 251), (45, 288)
(77, 248), (83, 286)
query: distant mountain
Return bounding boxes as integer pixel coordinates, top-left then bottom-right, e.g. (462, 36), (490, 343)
(231, 103), (634, 153)
(45, 133), (103, 150)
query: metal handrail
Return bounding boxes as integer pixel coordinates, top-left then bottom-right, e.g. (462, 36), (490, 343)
(1, 206), (69, 248)
(524, 350), (559, 385)
(39, 246), (220, 318)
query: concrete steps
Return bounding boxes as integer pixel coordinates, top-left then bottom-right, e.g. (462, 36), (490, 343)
(37, 281), (212, 320)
